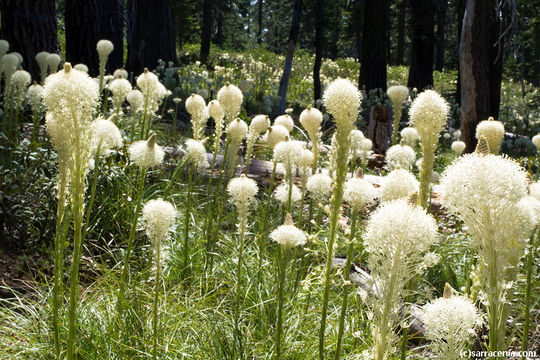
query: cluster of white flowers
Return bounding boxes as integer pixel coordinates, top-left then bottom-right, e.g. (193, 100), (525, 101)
(307, 172), (333, 201)
(451, 140), (466, 155)
(299, 106), (322, 136)
(185, 139), (209, 169)
(226, 118), (248, 143)
(264, 124), (289, 149)
(35, 51), (49, 82)
(385, 143), (416, 171)
(73, 64), (89, 73)
(128, 134), (165, 168)
(136, 68), (167, 114)
(380, 167), (419, 202)
(142, 198), (176, 245)
(274, 114), (294, 132)
(109, 78), (132, 114)
(92, 116), (123, 156)
(273, 183), (302, 204)
(270, 213), (307, 249)
(408, 90), (449, 146)
(422, 294), (482, 360)
(323, 78), (361, 129)
(227, 175), (259, 208)
(217, 83), (243, 123)
(208, 100), (225, 152)
(249, 115), (270, 137)
(273, 140), (303, 173)
(387, 85), (409, 109)
(46, 53), (61, 74)
(400, 127), (420, 147)
(26, 82), (44, 113)
(348, 129), (365, 158)
(297, 148), (314, 177)
(185, 94), (209, 140)
(475, 117), (505, 154)
(343, 175), (378, 210)
(113, 68), (128, 79)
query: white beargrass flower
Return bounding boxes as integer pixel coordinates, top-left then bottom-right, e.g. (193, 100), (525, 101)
(530, 182), (540, 201)
(113, 68), (128, 79)
(35, 51), (50, 83)
(364, 199), (438, 360)
(184, 138), (209, 169)
(297, 148), (314, 177)
(96, 40), (114, 84)
(274, 183), (301, 204)
(0, 39), (9, 57)
(274, 114), (294, 132)
(343, 175), (377, 210)
(128, 133), (165, 168)
(46, 53), (62, 74)
(387, 85), (409, 144)
(264, 124), (289, 149)
(227, 175), (259, 208)
(26, 82), (44, 113)
(249, 114), (271, 135)
(73, 63), (88, 73)
(185, 94), (209, 140)
(451, 140), (466, 155)
(385, 143), (416, 171)
(226, 118), (248, 143)
(348, 129), (365, 158)
(440, 152), (533, 350)
(142, 198), (176, 244)
(360, 138), (372, 151)
(217, 82), (243, 123)
(11, 70), (31, 104)
(400, 127), (420, 147)
(422, 294), (482, 360)
(2, 54), (18, 87)
(307, 172), (333, 201)
(127, 89), (144, 114)
(532, 134), (540, 152)
(270, 213), (307, 249)
(380, 167), (419, 202)
(92, 115), (123, 156)
(109, 78), (132, 114)
(136, 68), (167, 114)
(300, 106), (323, 135)
(409, 90), (449, 144)
(273, 139), (303, 173)
(208, 100), (225, 154)
(323, 78), (361, 129)
(475, 117), (505, 154)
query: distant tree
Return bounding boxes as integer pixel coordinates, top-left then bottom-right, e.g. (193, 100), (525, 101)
(434, 0), (447, 71)
(407, 0), (435, 91)
(277, 0), (303, 113)
(65, 0), (124, 76)
(359, 0), (389, 92)
(313, 0), (325, 102)
(0, 0), (59, 80)
(126, 0), (176, 74)
(257, 0), (264, 44)
(395, 0), (407, 65)
(200, 0), (213, 64)
(459, 0), (504, 153)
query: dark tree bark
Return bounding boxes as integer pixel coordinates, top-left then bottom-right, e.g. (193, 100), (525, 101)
(66, 0), (124, 76)
(0, 0), (59, 80)
(313, 0), (324, 102)
(200, 0), (213, 64)
(257, 0), (263, 44)
(434, 0), (447, 71)
(407, 0), (435, 91)
(99, 0), (125, 72)
(126, 0), (176, 74)
(215, 10), (224, 47)
(359, 0), (389, 92)
(277, 0), (303, 113)
(395, 0), (406, 65)
(456, 0), (466, 105)
(459, 0), (503, 153)
(65, 0), (101, 76)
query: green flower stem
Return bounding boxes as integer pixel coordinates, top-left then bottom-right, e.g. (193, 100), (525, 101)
(522, 229), (537, 358)
(163, 156), (189, 199)
(392, 106), (403, 145)
(257, 161), (278, 288)
(152, 237), (162, 360)
(234, 206), (248, 358)
(418, 144), (434, 209)
(245, 135), (257, 174)
(318, 130), (351, 360)
(140, 96), (150, 140)
(115, 167), (146, 339)
(286, 162), (293, 215)
(81, 150), (102, 242)
(276, 246), (289, 360)
(227, 139), (241, 179)
(310, 132), (320, 174)
(334, 208), (358, 360)
(182, 166), (194, 281)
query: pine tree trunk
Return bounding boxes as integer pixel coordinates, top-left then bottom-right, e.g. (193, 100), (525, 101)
(277, 0), (303, 113)
(313, 0), (324, 102)
(200, 0), (213, 64)
(100, 0), (125, 72)
(395, 0), (406, 65)
(359, 0), (389, 92)
(434, 0), (447, 71)
(0, 0), (59, 80)
(257, 0), (263, 44)
(126, 0), (176, 74)
(459, 0), (502, 153)
(455, 0), (466, 105)
(407, 0), (434, 91)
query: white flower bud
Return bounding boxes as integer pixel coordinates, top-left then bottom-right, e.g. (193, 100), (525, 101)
(274, 114), (294, 132)
(270, 213), (307, 249)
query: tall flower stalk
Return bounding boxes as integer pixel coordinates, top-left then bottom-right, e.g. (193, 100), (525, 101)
(317, 78), (361, 360)
(245, 114), (270, 173)
(225, 119), (248, 178)
(43, 63), (99, 360)
(227, 175), (259, 357)
(408, 90), (449, 209)
(387, 85), (409, 145)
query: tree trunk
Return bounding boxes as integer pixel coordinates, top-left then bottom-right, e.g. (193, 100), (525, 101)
(459, 0), (502, 153)
(395, 0), (406, 65)
(407, 0), (435, 91)
(200, 0), (213, 64)
(359, 0), (389, 92)
(0, 0), (59, 80)
(313, 0), (324, 102)
(126, 0), (176, 74)
(257, 0), (263, 44)
(277, 0), (303, 114)
(99, 0), (125, 72)
(455, 0), (466, 105)
(65, 0), (101, 76)
(434, 0), (447, 71)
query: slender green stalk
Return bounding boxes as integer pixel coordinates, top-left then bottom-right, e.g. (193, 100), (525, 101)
(276, 246), (289, 360)
(392, 106), (403, 145)
(115, 167), (146, 339)
(418, 144), (434, 209)
(152, 238), (162, 360)
(257, 161), (278, 286)
(318, 136), (350, 360)
(182, 166), (194, 281)
(234, 206), (248, 358)
(286, 163), (293, 215)
(522, 229), (537, 358)
(334, 208), (358, 360)
(82, 150), (102, 241)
